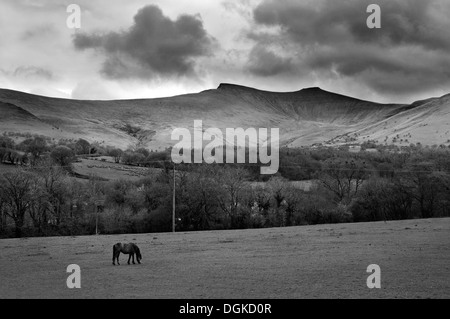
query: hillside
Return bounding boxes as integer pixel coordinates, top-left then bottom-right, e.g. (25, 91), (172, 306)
(343, 93), (450, 146)
(0, 101), (58, 137)
(0, 84), (449, 149)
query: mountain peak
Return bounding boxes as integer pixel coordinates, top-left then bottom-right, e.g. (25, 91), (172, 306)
(301, 87), (323, 91)
(217, 83), (257, 91)
(217, 83), (328, 94)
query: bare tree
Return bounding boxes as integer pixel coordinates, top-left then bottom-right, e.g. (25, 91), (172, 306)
(37, 163), (69, 226)
(182, 165), (221, 230)
(399, 162), (450, 218)
(213, 166), (249, 228)
(319, 158), (368, 204)
(0, 169), (37, 237)
(0, 191), (7, 234)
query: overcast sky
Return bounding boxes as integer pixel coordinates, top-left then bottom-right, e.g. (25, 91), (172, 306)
(1, 0), (449, 103)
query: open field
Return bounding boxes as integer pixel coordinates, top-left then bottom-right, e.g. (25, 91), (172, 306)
(250, 180), (317, 192)
(73, 158), (162, 181)
(1, 160), (161, 182)
(0, 218), (449, 299)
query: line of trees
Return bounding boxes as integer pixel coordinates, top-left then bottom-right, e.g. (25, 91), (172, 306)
(0, 163), (90, 237)
(0, 135), (101, 167)
(1, 136), (450, 238)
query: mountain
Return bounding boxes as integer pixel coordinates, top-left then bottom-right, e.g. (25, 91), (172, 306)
(0, 84), (449, 150)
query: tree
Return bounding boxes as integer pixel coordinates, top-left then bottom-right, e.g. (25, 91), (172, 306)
(399, 161), (450, 218)
(75, 139), (91, 155)
(319, 158), (368, 204)
(22, 136), (47, 166)
(250, 185), (272, 226)
(50, 145), (75, 169)
(213, 166), (250, 228)
(122, 151), (145, 165)
(178, 166), (221, 230)
(27, 177), (49, 232)
(265, 176), (290, 226)
(282, 185), (310, 226)
(106, 180), (134, 207)
(0, 189), (7, 235)
(109, 148), (123, 163)
(35, 162), (69, 226)
(136, 148), (150, 158)
(0, 169), (37, 237)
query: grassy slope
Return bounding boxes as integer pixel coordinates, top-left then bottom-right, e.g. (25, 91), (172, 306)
(352, 94), (450, 145)
(0, 101), (59, 137)
(0, 218), (449, 298)
(3, 84), (436, 150)
(1, 85), (449, 150)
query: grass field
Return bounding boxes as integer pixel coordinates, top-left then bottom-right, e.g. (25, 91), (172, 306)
(72, 158), (162, 181)
(1, 160), (161, 182)
(0, 218), (449, 299)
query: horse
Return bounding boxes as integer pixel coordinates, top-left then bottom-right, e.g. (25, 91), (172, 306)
(112, 243), (142, 265)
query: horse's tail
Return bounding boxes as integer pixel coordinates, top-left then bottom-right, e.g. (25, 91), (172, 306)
(112, 243), (120, 259)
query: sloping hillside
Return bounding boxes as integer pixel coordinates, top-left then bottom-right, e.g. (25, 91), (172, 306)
(0, 84), (449, 149)
(0, 101), (58, 137)
(343, 93), (450, 146)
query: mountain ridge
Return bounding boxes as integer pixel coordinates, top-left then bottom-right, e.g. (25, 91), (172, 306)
(0, 84), (449, 150)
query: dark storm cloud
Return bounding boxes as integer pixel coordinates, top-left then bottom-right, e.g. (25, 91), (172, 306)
(253, 0), (450, 50)
(73, 5), (216, 79)
(308, 45), (450, 93)
(246, 46), (294, 76)
(248, 0), (450, 95)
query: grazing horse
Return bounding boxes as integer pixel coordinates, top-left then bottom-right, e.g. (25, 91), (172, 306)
(112, 243), (142, 265)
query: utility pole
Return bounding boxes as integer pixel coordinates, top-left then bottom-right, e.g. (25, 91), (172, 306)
(95, 204), (99, 235)
(94, 180), (99, 235)
(90, 174), (100, 236)
(172, 163), (176, 232)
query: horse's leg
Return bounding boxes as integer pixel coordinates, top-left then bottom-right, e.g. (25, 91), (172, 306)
(112, 248), (117, 265)
(128, 253), (131, 265)
(117, 252), (120, 265)
(132, 253), (135, 264)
